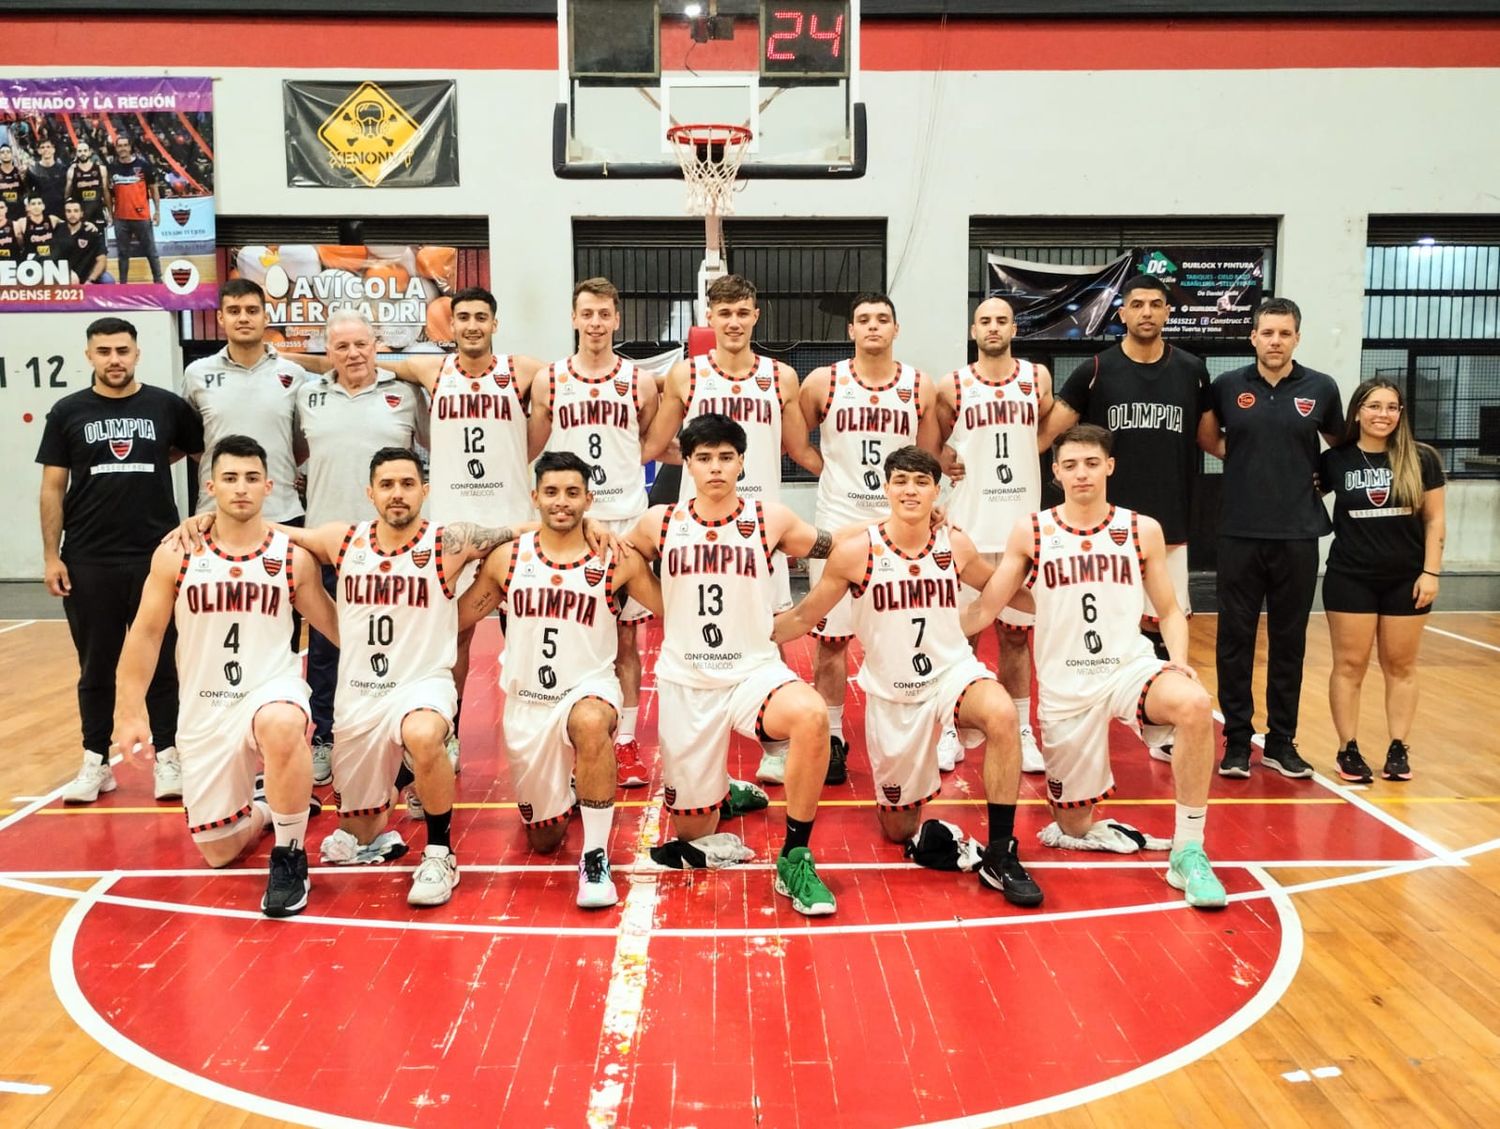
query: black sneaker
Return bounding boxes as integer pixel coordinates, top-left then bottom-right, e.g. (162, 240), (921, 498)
(1382, 740), (1412, 782)
(1218, 742), (1253, 778)
(262, 845), (310, 918)
(1335, 740), (1373, 784)
(1262, 738), (1314, 779)
(977, 837), (1044, 908)
(825, 735), (849, 786)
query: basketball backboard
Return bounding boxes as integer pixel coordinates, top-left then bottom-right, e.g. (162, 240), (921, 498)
(554, 0), (865, 180)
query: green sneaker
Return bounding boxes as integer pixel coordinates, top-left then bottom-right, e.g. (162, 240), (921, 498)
(1166, 842), (1227, 910)
(722, 778), (770, 818)
(774, 846), (836, 916)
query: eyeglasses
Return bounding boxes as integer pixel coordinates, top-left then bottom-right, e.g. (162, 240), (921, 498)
(1360, 403), (1402, 415)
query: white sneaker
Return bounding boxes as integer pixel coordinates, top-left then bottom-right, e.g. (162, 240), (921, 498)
(755, 744), (787, 784)
(153, 746), (183, 799)
(408, 846), (459, 907)
(1019, 727), (1046, 775)
(61, 752), (115, 804)
(446, 734), (461, 775)
(1148, 743), (1174, 763)
(937, 727), (963, 773)
(404, 785), (424, 820)
(311, 742), (333, 787)
(577, 847), (619, 909)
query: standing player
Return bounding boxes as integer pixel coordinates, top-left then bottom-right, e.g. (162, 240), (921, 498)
(459, 452), (664, 908)
(24, 138), (67, 219)
(965, 425), (1226, 909)
(940, 295), (1054, 775)
(105, 134), (161, 284)
(527, 278), (660, 789)
(65, 140), (110, 226)
(0, 144), (24, 225)
(797, 294), (939, 785)
(642, 275), (823, 784)
(774, 446), (1043, 906)
(384, 285), (545, 771)
(113, 436), (338, 917)
(628, 414), (838, 916)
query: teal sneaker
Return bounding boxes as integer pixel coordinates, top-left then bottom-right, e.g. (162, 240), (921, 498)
(722, 778), (770, 818)
(774, 846), (836, 916)
(1166, 842), (1227, 910)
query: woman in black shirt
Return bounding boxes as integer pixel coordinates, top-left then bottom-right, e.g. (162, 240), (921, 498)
(1318, 378), (1445, 784)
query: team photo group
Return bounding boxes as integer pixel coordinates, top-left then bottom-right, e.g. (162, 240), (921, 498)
(36, 268), (1446, 924)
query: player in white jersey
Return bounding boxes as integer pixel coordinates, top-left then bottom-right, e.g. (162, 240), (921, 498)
(383, 286), (545, 774)
(774, 446), (1044, 906)
(113, 436), (338, 918)
(939, 296), (1057, 776)
(627, 413), (841, 916)
(798, 294), (941, 786)
(528, 278), (660, 791)
(964, 425), (1226, 909)
(458, 452), (663, 908)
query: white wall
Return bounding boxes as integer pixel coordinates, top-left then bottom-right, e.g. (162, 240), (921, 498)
(5, 62), (1498, 576)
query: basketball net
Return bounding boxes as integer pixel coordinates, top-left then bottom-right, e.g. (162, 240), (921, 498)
(667, 123), (752, 326)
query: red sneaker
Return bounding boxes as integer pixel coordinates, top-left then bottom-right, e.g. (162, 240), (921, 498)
(616, 739), (649, 788)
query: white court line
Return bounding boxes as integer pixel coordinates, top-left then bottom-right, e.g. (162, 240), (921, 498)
(0, 1080), (51, 1095)
(1425, 624), (1500, 654)
(0, 620), (36, 635)
(49, 874), (408, 1129)
(0, 753), (124, 837)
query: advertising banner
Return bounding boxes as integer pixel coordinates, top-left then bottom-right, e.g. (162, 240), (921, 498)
(284, 80), (459, 188)
(0, 76), (217, 312)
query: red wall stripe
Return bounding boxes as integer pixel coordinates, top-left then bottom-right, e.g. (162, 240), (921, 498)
(0, 15), (1496, 70)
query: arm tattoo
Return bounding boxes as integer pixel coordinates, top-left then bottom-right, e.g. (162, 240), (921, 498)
(443, 522), (516, 559)
(807, 527), (834, 559)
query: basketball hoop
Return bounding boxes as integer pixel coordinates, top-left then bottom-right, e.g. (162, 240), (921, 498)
(666, 123), (753, 218)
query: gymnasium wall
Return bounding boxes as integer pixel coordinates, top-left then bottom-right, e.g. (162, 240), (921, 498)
(2, 15), (1498, 577)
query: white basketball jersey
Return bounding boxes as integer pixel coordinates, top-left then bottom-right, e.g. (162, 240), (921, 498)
(499, 532), (621, 704)
(816, 360), (923, 524)
(679, 353), (782, 505)
(946, 361), (1042, 551)
(174, 530), (299, 705)
(335, 520), (457, 701)
(428, 354), (532, 526)
(851, 525), (971, 703)
(1028, 505), (1156, 716)
(655, 498), (778, 689)
(544, 356), (648, 520)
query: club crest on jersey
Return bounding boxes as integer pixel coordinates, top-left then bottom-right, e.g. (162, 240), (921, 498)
(518, 801), (533, 822)
(1018, 381), (1033, 396)
(614, 379), (630, 398)
(378, 560), (392, 573)
(497, 374), (512, 390)
(736, 519), (756, 540)
(908, 564), (921, 577)
(384, 393), (402, 410)
(1110, 527), (1129, 546)
(1366, 484), (1390, 506)
(1047, 777), (1064, 801)
(756, 375), (773, 393)
(109, 438), (133, 460)
(585, 565), (605, 587)
(263, 557), (283, 577)
(663, 786), (677, 808)
(896, 386), (913, 403)
(704, 530), (718, 542)
(933, 550), (952, 570)
(882, 784), (902, 804)
(411, 549), (431, 568)
(1294, 397), (1315, 417)
(1237, 391), (1256, 409)
(279, 372), (294, 389)
(1080, 540), (1092, 552)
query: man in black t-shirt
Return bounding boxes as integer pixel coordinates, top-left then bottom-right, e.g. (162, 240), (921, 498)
(0, 144), (24, 224)
(1042, 274), (1219, 658)
(59, 199), (110, 284)
(1204, 298), (1343, 779)
(36, 316), (204, 806)
(24, 138), (68, 219)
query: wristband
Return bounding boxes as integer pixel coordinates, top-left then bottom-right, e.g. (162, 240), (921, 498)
(1422, 569), (1440, 577)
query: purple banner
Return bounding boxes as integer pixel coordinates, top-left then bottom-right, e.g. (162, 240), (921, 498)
(0, 77), (217, 312)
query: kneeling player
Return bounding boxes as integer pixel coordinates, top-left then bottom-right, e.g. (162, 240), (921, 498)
(113, 436), (337, 917)
(965, 424), (1225, 908)
(775, 446), (1042, 907)
(627, 414), (838, 916)
(459, 452), (663, 908)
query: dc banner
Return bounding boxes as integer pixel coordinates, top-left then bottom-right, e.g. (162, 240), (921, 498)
(284, 80), (458, 188)
(987, 247), (1265, 340)
(0, 76), (217, 312)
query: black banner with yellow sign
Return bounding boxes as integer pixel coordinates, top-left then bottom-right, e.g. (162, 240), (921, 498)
(283, 80), (458, 188)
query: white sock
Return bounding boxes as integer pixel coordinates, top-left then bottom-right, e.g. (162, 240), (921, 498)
(1174, 803), (1208, 847)
(827, 706), (844, 739)
(761, 738), (790, 758)
(617, 706), (638, 744)
(271, 808), (309, 850)
(1013, 698), (1033, 731)
(424, 843), (452, 859)
(580, 801), (614, 856)
(250, 800), (272, 836)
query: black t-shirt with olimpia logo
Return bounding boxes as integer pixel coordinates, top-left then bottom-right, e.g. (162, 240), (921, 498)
(35, 383), (204, 563)
(1318, 444), (1445, 578)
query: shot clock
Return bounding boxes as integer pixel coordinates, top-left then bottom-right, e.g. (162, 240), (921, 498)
(760, 2), (851, 80)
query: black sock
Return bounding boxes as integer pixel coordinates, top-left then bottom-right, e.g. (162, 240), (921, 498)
(987, 803), (1016, 847)
(394, 763), (415, 790)
(781, 815), (814, 858)
(425, 808), (452, 850)
(451, 701), (463, 740)
(1142, 628), (1170, 662)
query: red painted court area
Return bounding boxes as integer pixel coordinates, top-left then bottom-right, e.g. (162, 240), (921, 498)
(4, 622), (1435, 1127)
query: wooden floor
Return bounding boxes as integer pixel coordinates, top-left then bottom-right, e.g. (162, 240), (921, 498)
(1, 611), (1498, 1128)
